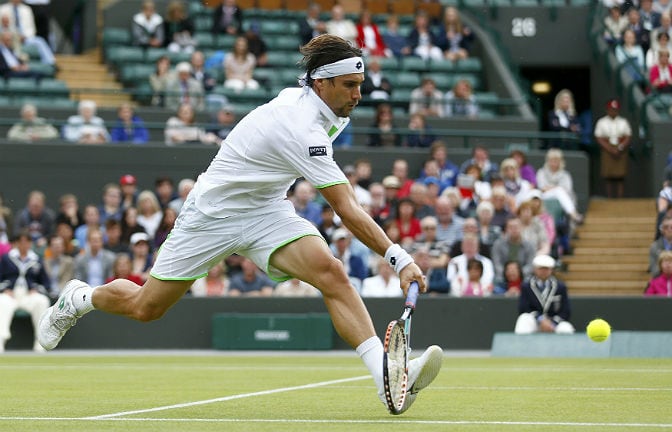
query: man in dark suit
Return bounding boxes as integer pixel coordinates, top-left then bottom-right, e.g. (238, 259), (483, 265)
(0, 30), (39, 80)
(298, 3), (326, 45)
(211, 0), (242, 36)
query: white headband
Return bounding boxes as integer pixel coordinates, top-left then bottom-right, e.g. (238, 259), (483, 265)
(299, 57), (365, 86)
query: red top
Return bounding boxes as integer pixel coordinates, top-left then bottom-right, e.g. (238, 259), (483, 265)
(356, 23), (387, 57)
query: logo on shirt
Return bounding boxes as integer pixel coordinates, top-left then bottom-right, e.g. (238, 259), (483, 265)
(309, 146), (327, 157)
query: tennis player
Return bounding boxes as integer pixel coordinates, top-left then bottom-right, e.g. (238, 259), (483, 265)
(39, 34), (442, 413)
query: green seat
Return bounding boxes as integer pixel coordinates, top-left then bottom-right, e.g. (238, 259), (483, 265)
(167, 51), (192, 63)
(350, 106), (376, 120)
(145, 48), (169, 63)
(6, 78), (38, 96)
(401, 56), (428, 72)
(422, 73), (454, 90)
(102, 27), (131, 47)
(474, 92), (499, 107)
(266, 51), (302, 68)
(453, 73), (481, 90)
(377, 56), (402, 71)
(454, 57), (482, 72)
(265, 35), (300, 51)
(512, 0), (539, 5)
(119, 64), (155, 84)
(541, 0), (565, 5)
(216, 34), (237, 50)
(278, 68), (302, 86)
(39, 79), (70, 98)
(195, 16), (213, 32)
(257, 20), (299, 35)
(428, 59), (455, 72)
(106, 46), (145, 65)
(23, 97), (76, 109)
(489, 0), (512, 5)
(543, 198), (565, 226)
(389, 71), (421, 89)
(28, 62), (55, 77)
(462, 0), (486, 6)
(254, 67), (281, 87)
(391, 88), (412, 104)
(194, 32), (215, 49)
(22, 44), (41, 60)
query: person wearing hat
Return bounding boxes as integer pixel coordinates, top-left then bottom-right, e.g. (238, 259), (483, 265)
(514, 254), (575, 335)
(164, 61), (205, 112)
(594, 98), (632, 198)
(119, 174), (139, 210)
(129, 232), (152, 282)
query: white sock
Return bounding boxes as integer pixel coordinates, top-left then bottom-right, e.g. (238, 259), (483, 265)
(71, 285), (96, 315)
(356, 336), (385, 400)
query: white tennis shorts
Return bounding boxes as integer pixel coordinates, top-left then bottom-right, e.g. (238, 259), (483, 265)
(150, 197), (322, 282)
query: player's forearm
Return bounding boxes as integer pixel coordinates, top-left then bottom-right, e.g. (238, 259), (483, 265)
(339, 205), (392, 257)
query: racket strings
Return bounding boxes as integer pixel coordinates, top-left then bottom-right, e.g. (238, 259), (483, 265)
(384, 322), (408, 412)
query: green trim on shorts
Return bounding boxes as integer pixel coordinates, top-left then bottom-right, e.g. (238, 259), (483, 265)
(266, 233), (326, 282)
(315, 180), (348, 189)
(149, 272), (208, 281)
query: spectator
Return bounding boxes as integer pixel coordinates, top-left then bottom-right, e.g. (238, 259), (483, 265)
(646, 31), (672, 69)
(536, 148), (583, 223)
(0, 29), (39, 80)
(514, 254), (575, 334)
(650, 47), (672, 92)
(391, 159), (416, 199)
(119, 174), (139, 210)
(223, 36), (260, 92)
(459, 145), (499, 182)
(407, 10), (443, 62)
(405, 113), (436, 148)
(393, 198), (422, 248)
(165, 61), (205, 112)
(650, 11), (672, 51)
(290, 180), (322, 226)
(165, 103), (219, 145)
(103, 219), (129, 255)
(500, 158), (533, 210)
(496, 260), (523, 296)
(409, 77), (444, 118)
(381, 14), (410, 58)
(434, 196), (465, 247)
(640, 0), (662, 33)
(74, 204), (102, 249)
(491, 217), (537, 286)
(490, 185), (513, 231)
(325, 4), (357, 46)
(74, 228), (116, 287)
(649, 216), (672, 274)
(54, 193), (82, 232)
(0, 193), (12, 254)
(410, 215), (450, 267)
(475, 201), (501, 255)
(190, 260), (229, 297)
(343, 165), (371, 208)
(437, 6), (474, 62)
(509, 149), (536, 187)
(413, 246), (450, 295)
(368, 103), (400, 147)
(212, 0), (242, 36)
(163, 0), (195, 54)
(190, 50), (217, 93)
(135, 189), (163, 240)
(98, 183), (124, 224)
(361, 257), (401, 297)
(129, 232), (153, 282)
(153, 206), (177, 249)
(654, 0), (672, 14)
(0, 231), (50, 352)
(154, 175), (178, 212)
(547, 88), (582, 149)
(169, 178), (195, 214)
(207, 105), (237, 141)
(361, 57), (392, 101)
(110, 103), (149, 144)
(131, 0), (164, 48)
(317, 204), (340, 246)
(43, 234), (75, 299)
(120, 206), (146, 246)
(298, 2), (326, 45)
(645, 250), (672, 296)
(367, 182), (388, 224)
(273, 278), (320, 297)
(23, 0), (51, 43)
(105, 253), (144, 286)
(228, 257), (274, 297)
(62, 100), (110, 144)
(426, 141), (459, 188)
(331, 228), (368, 292)
(594, 98), (632, 198)
(0, 0), (54, 65)
(626, 8), (651, 53)
(243, 21), (268, 67)
(615, 29), (646, 86)
(408, 182), (436, 220)
(7, 103), (58, 142)
(604, 5), (629, 46)
(356, 9), (389, 58)
(14, 190), (54, 247)
(518, 200), (550, 255)
(444, 78), (478, 117)
(54, 222), (80, 257)
(149, 55), (173, 107)
(448, 233), (495, 297)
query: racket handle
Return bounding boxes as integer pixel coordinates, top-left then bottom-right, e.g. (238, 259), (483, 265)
(404, 281), (420, 309)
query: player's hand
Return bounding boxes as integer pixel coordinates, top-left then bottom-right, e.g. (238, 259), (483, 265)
(399, 263), (427, 295)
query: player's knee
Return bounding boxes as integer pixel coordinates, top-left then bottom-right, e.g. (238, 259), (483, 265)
(133, 303), (168, 322)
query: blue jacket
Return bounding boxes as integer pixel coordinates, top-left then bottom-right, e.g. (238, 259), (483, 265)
(110, 116), (150, 144)
(0, 248), (50, 296)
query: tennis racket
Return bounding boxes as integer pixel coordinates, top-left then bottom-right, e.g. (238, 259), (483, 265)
(382, 281), (420, 415)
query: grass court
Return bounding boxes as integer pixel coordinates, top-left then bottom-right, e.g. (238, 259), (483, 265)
(0, 353), (671, 431)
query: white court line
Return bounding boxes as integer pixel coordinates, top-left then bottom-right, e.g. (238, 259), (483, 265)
(0, 417), (671, 428)
(328, 385), (672, 392)
(85, 375), (371, 420)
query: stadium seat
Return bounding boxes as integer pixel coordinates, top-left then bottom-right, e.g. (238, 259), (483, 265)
(106, 46), (145, 65)
(254, 67), (281, 87)
(423, 73), (454, 90)
(22, 44), (41, 61)
(167, 51), (192, 63)
(22, 97), (76, 110)
(513, 0), (539, 5)
(258, 20), (299, 35)
(541, 0), (565, 5)
(194, 15), (213, 32)
(401, 56), (429, 72)
(462, 0), (486, 6)
(194, 33), (215, 49)
(453, 73), (481, 90)
(455, 57), (482, 73)
(388, 71), (422, 89)
(216, 34), (237, 50)
(489, 0), (513, 5)
(265, 35), (301, 51)
(377, 56), (402, 71)
(102, 27), (131, 47)
(119, 64), (155, 85)
(266, 51), (302, 68)
(428, 59), (455, 72)
(28, 62), (55, 78)
(39, 79), (70, 98)
(145, 48), (169, 63)
(6, 78), (38, 96)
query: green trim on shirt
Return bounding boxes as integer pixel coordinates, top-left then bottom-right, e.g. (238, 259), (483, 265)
(327, 125), (339, 137)
(149, 272), (208, 281)
(315, 180), (348, 189)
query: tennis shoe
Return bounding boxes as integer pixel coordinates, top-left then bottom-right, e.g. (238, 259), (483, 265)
(38, 279), (89, 350)
(397, 345), (443, 414)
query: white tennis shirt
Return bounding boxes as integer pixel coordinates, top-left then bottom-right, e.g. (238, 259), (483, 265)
(193, 87), (350, 218)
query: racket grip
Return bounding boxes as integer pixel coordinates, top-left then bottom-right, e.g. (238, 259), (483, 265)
(404, 281), (420, 309)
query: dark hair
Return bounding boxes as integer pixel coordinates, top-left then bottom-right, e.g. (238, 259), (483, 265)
(299, 34), (362, 87)
(466, 258), (483, 275)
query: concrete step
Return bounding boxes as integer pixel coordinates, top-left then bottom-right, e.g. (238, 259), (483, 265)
(561, 254), (648, 264)
(567, 280), (646, 294)
(572, 247), (649, 256)
(564, 262), (648, 272)
(571, 238), (652, 248)
(558, 271), (650, 282)
(575, 231), (655, 240)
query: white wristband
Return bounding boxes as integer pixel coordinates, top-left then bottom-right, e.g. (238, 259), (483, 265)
(384, 244), (414, 275)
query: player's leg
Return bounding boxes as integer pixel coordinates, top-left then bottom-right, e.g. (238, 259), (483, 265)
(269, 235), (376, 348)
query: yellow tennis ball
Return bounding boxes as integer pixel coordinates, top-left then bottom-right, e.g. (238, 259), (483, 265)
(586, 319), (611, 343)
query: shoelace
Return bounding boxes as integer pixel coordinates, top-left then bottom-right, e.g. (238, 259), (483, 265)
(50, 310), (77, 332)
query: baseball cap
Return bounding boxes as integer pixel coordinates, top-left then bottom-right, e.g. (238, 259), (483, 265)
(176, 61), (192, 73)
(423, 176), (440, 187)
(331, 228), (350, 242)
(130, 232), (150, 246)
(532, 254), (556, 268)
(606, 99), (620, 110)
(119, 174), (137, 186)
(382, 175), (402, 189)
